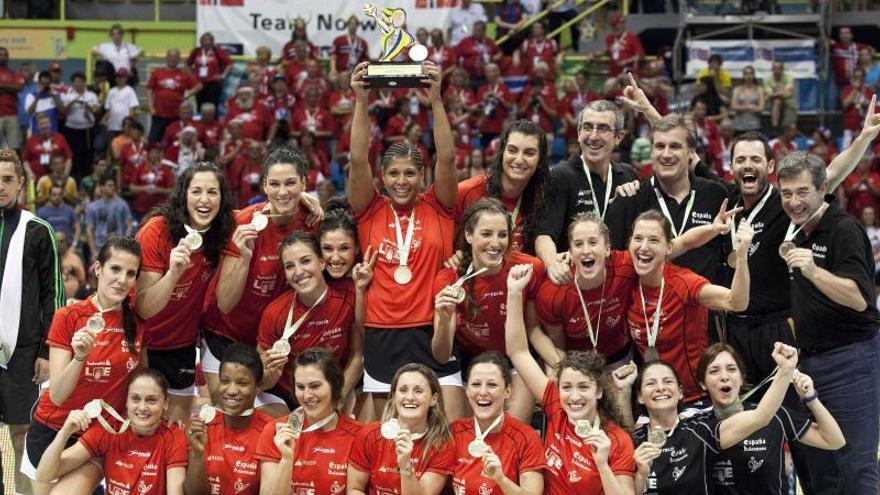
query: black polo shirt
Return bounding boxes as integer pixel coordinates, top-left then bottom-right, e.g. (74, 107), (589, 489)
(632, 419), (717, 495)
(693, 404), (810, 495)
(789, 198), (880, 352)
(605, 173), (730, 285)
(538, 155), (638, 252)
(728, 185), (791, 316)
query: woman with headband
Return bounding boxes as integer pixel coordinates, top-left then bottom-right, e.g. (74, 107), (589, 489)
(134, 162), (235, 423)
(609, 341), (801, 494)
(448, 352), (544, 494)
(256, 232), (374, 415)
(257, 348), (363, 494)
(201, 146), (322, 403)
(454, 120), (551, 254)
(432, 198), (546, 421)
(506, 263), (636, 494)
(348, 61), (463, 418)
(184, 344), (272, 495)
(35, 369), (187, 495)
(347, 363), (455, 495)
(24, 237), (144, 493)
(696, 343), (844, 494)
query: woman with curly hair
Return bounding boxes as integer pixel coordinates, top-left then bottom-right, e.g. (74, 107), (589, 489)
(454, 120), (551, 254)
(134, 162), (235, 422)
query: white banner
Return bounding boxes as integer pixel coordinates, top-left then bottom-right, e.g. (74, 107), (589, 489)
(197, 0), (457, 58)
(686, 39), (817, 79)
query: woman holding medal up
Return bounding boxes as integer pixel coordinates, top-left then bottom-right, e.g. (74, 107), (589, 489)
(256, 348), (363, 495)
(506, 263), (636, 495)
(431, 198), (546, 422)
(134, 162), (236, 423)
(347, 363), (455, 495)
(348, 61), (462, 417)
(184, 344), (272, 495)
(256, 232), (374, 415)
(201, 146), (322, 402)
(35, 368), (188, 495)
(608, 341), (803, 494)
(23, 237), (145, 493)
(627, 210), (754, 403)
(448, 352), (545, 494)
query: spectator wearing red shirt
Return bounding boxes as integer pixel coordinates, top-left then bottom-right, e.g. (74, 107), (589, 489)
(22, 113), (72, 181)
(215, 120), (246, 172)
(559, 70), (599, 141)
(299, 130), (330, 181)
(769, 123), (799, 162)
(691, 98), (723, 174)
(518, 64), (558, 136)
(293, 59), (329, 102)
(455, 21), (502, 85)
(281, 40), (314, 93)
(225, 85), (275, 143)
(329, 71), (356, 136)
(476, 64), (513, 147)
(228, 140), (265, 207)
(444, 67), (477, 109)
(197, 102), (223, 151)
(843, 67), (874, 148)
(428, 29), (457, 80)
(514, 22), (562, 75)
(291, 86), (334, 147)
(160, 103), (198, 148)
(262, 75), (297, 138)
(281, 19), (319, 63)
(589, 12), (644, 77)
(186, 32), (232, 109)
(146, 49), (201, 144)
(384, 97), (414, 145)
(0, 47), (22, 150)
(165, 126), (205, 179)
(330, 16), (369, 75)
(33, 369), (187, 495)
(118, 120), (147, 186)
(831, 26), (860, 87)
(129, 145), (174, 216)
(843, 153), (880, 218)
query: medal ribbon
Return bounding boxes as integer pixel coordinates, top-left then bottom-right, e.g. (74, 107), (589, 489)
(509, 196), (522, 227)
(453, 263), (491, 288)
(581, 157), (614, 219)
(279, 288), (329, 344)
(715, 367), (779, 419)
(783, 202), (826, 243)
(638, 278), (666, 350)
(651, 178), (696, 238)
(392, 207), (417, 269)
(574, 274), (606, 349)
(90, 400), (130, 434)
(728, 185), (773, 247)
(473, 414), (503, 443)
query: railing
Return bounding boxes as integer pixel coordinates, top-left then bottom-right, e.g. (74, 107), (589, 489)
(495, 0), (617, 47)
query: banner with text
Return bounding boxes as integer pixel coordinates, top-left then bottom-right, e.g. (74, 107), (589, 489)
(197, 0), (457, 57)
(686, 39), (817, 80)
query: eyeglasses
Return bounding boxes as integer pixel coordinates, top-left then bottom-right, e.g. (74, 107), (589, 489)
(578, 123), (616, 135)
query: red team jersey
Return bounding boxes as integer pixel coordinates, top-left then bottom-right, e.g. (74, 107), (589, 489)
(431, 252), (544, 357)
(626, 263), (710, 402)
(541, 382), (635, 495)
(349, 422), (456, 494)
(449, 415), (545, 494)
(202, 410), (273, 495)
(129, 163), (174, 215)
(455, 175), (528, 252)
(136, 216), (215, 350)
(256, 282), (355, 399)
(146, 67), (198, 119)
(356, 187), (454, 328)
(34, 300), (143, 429)
(79, 422), (188, 495)
(536, 251), (637, 360)
(255, 413), (362, 495)
(202, 202), (314, 345)
(21, 133), (73, 180)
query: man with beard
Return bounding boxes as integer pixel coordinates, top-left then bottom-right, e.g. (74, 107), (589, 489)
(535, 99), (639, 284)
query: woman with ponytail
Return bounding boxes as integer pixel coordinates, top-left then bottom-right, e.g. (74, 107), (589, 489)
(431, 198), (546, 421)
(23, 236), (144, 493)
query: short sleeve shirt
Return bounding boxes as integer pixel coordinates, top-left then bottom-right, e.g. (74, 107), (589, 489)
(631, 419), (717, 494)
(202, 410), (273, 495)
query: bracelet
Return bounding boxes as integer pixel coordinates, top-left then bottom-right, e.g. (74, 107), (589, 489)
(399, 462), (414, 477)
(73, 354), (86, 362)
(801, 390), (819, 404)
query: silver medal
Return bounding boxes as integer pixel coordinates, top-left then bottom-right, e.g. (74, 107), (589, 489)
(87, 314), (105, 333)
(184, 231), (203, 251)
(288, 411), (303, 436)
(574, 419), (592, 438)
(468, 439), (488, 457)
(393, 266), (413, 285)
(648, 426), (667, 447)
(199, 404), (216, 423)
(84, 399), (102, 419)
(272, 339), (291, 355)
(380, 418), (401, 439)
(251, 213), (269, 231)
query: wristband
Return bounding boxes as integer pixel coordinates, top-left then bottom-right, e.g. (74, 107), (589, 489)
(801, 390), (819, 404)
(73, 354), (86, 362)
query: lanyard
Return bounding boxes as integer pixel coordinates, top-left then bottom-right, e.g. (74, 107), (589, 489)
(651, 178), (696, 238)
(573, 273), (606, 349)
(392, 207), (416, 268)
(84, 399), (130, 434)
(784, 203), (826, 242)
(509, 196), (522, 227)
(280, 288), (329, 342)
(638, 278), (666, 349)
(454, 263), (490, 287)
(581, 157), (613, 219)
(473, 414), (503, 442)
(729, 185), (773, 246)
(715, 367), (779, 419)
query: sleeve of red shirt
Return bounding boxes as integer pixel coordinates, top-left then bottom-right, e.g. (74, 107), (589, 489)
(78, 423), (108, 458)
(135, 219), (170, 273)
(424, 439), (456, 476)
(254, 418), (283, 462)
(519, 424), (546, 473)
(540, 380), (560, 416)
(607, 426), (636, 476)
(184, 72), (198, 90)
(432, 269), (458, 298)
(217, 48), (232, 71)
(165, 426), (189, 469)
(682, 270), (710, 305)
(348, 423), (377, 473)
(256, 296), (282, 349)
(147, 73), (158, 92)
(186, 49), (197, 68)
(421, 185), (454, 218)
(526, 258), (546, 295)
(46, 306), (74, 351)
(534, 280), (562, 325)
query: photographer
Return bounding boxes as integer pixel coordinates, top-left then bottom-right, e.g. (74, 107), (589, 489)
(475, 63), (512, 148)
(518, 64), (558, 136)
(24, 70), (63, 134)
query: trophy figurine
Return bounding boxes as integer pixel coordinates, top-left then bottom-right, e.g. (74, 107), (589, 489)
(362, 3), (429, 88)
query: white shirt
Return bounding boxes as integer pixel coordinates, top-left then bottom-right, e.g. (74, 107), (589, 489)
(447, 4), (488, 46)
(62, 89), (99, 129)
(104, 85), (139, 131)
(24, 91), (58, 115)
(95, 42), (141, 71)
(520, 0), (543, 14)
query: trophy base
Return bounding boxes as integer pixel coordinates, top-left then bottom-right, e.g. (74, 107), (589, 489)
(364, 62), (429, 88)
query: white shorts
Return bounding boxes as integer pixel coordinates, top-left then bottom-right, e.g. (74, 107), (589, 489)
(362, 368), (463, 393)
(200, 338), (222, 375)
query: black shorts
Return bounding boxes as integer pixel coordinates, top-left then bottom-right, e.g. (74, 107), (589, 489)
(23, 420), (75, 480)
(725, 311), (800, 405)
(259, 384), (298, 411)
(0, 343), (39, 424)
(147, 346), (197, 392)
(363, 325), (461, 386)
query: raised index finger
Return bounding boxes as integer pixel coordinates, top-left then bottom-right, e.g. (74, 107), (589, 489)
(627, 72), (639, 90)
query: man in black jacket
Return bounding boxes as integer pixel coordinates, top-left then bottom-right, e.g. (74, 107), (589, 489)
(0, 148), (62, 494)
